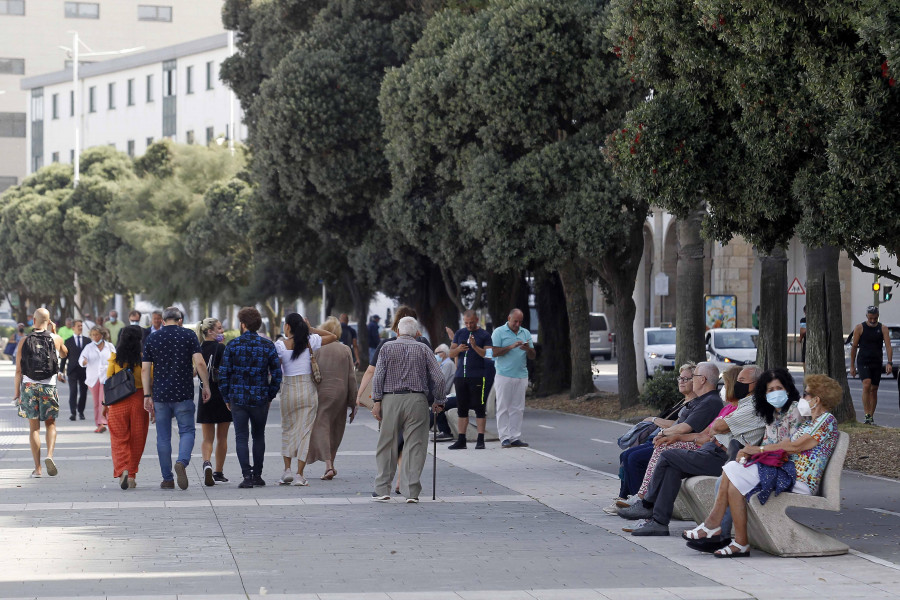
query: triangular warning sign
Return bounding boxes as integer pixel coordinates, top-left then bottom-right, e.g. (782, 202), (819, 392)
(788, 277), (805, 295)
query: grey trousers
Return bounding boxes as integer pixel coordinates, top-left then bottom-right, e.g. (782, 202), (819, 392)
(374, 392), (430, 499)
(644, 442), (727, 525)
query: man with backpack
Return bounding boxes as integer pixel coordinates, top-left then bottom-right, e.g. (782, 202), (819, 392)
(13, 308), (68, 478)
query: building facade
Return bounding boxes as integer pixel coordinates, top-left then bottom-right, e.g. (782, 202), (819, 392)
(0, 0), (226, 192)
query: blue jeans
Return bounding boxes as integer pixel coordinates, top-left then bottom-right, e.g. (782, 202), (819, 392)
(154, 399), (196, 481)
(618, 441), (654, 498)
(232, 403), (270, 478)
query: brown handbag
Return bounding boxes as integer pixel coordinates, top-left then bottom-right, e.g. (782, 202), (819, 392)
(308, 343), (322, 384)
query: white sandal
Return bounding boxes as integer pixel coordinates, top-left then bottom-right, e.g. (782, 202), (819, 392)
(682, 522), (721, 540)
(714, 541), (751, 558)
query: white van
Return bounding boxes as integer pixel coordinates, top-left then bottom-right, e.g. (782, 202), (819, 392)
(589, 312), (613, 360)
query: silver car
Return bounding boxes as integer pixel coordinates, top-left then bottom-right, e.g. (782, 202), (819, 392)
(589, 312), (612, 360)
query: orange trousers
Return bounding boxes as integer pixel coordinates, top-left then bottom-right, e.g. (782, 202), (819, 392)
(106, 390), (150, 479)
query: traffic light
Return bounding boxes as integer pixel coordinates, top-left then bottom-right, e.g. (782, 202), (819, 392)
(884, 285), (894, 302)
(873, 282), (881, 292)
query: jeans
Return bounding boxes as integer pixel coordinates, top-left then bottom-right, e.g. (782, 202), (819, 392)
(232, 403), (270, 478)
(154, 399), (196, 481)
(618, 442), (654, 498)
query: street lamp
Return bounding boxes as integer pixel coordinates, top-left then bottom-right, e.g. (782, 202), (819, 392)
(59, 32), (142, 187)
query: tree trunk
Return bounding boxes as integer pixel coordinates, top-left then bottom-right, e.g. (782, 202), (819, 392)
(755, 246), (788, 370)
(262, 299), (279, 338)
(806, 245), (855, 422)
(486, 270), (528, 331)
(558, 260), (594, 398)
(403, 263), (459, 348)
(675, 205), (708, 366)
(345, 274), (371, 370)
(533, 269), (571, 395)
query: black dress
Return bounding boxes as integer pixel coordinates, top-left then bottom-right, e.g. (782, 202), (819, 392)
(197, 340), (232, 424)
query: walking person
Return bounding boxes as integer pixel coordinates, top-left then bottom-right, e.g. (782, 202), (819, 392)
(59, 320), (89, 421)
(105, 310), (125, 347)
(339, 313), (361, 368)
(491, 309), (535, 448)
(14, 308), (67, 478)
(307, 317), (358, 480)
(850, 305), (893, 424)
(371, 317), (446, 503)
(196, 317), (232, 486)
(448, 310), (493, 449)
(367, 315), (381, 363)
(57, 318), (75, 341)
(80, 325), (114, 433)
(275, 313), (338, 486)
(141, 306), (211, 490)
(104, 325), (150, 490)
(218, 307), (282, 488)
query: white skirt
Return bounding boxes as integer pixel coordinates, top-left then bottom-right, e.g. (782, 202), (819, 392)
(722, 460), (811, 496)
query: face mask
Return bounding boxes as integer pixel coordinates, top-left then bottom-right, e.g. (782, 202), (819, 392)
(215, 334), (225, 343)
(93, 340), (102, 347)
(109, 317), (117, 323)
(798, 398), (813, 416)
(766, 389), (789, 409)
(733, 381), (751, 399)
(130, 320), (140, 325)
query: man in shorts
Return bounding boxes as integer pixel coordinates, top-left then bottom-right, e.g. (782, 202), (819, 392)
(448, 310), (493, 449)
(850, 305), (893, 425)
(14, 308), (68, 478)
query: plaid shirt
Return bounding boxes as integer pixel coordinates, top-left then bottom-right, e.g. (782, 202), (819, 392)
(372, 335), (446, 404)
(218, 331), (282, 407)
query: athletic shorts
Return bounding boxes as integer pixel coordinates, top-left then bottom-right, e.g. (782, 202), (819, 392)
(455, 377), (488, 419)
(857, 361), (883, 386)
(17, 383), (60, 421)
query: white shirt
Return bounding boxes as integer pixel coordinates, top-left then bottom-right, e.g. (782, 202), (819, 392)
(80, 341), (115, 387)
(275, 334), (322, 376)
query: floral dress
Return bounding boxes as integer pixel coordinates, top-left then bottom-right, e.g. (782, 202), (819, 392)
(789, 413), (839, 494)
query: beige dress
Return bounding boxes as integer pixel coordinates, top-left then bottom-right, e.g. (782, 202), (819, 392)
(306, 343), (358, 465)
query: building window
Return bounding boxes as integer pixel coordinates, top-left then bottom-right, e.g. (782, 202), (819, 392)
(162, 60), (176, 137)
(163, 61), (176, 97)
(0, 176), (18, 193)
(64, 2), (99, 19)
(206, 61), (214, 90)
(186, 65), (193, 94)
(52, 152), (59, 163)
(30, 88), (43, 172)
(206, 126), (214, 145)
(70, 90), (74, 116)
(146, 74), (154, 102)
(127, 79), (134, 106)
(186, 130), (194, 145)
(0, 57), (25, 74)
(0, 112), (26, 138)
(0, 1), (25, 16)
(146, 136), (153, 147)
(138, 5), (172, 22)
(88, 86), (96, 113)
(108, 82), (115, 110)
(127, 140), (135, 158)
(70, 149), (74, 162)
(51, 94), (59, 119)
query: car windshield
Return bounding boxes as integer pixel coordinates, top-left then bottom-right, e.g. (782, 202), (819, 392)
(714, 331), (757, 349)
(647, 330), (676, 345)
(890, 327), (900, 342)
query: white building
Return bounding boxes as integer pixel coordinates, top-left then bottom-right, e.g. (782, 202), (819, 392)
(21, 33), (245, 170)
(0, 0), (227, 192)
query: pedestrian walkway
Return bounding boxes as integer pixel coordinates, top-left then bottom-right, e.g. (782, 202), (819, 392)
(0, 362), (898, 599)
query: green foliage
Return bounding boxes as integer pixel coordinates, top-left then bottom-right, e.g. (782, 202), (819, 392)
(640, 368), (682, 412)
(133, 140), (175, 179)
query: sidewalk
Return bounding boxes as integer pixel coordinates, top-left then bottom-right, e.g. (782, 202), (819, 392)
(0, 363), (898, 599)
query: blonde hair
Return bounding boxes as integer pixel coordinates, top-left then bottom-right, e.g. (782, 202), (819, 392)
(319, 316), (342, 337)
(721, 365), (742, 402)
(197, 317), (220, 340)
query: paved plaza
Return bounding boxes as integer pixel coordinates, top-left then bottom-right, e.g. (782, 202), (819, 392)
(1, 363), (900, 600)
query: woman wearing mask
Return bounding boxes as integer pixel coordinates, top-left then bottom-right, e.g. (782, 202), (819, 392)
(104, 325), (149, 489)
(275, 313), (337, 486)
(80, 325), (113, 433)
(197, 318), (231, 486)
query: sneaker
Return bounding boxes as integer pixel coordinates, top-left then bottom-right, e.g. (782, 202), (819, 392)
(406, 498), (419, 504)
(238, 477), (254, 489)
(290, 476), (309, 487)
(174, 461), (189, 490)
(631, 519), (670, 537)
(501, 439), (512, 448)
(510, 439), (529, 448)
(278, 469), (294, 485)
(79, 413), (85, 420)
(616, 495), (642, 509)
(160, 480), (175, 489)
(212, 472), (229, 483)
(203, 461), (215, 487)
(475, 439), (486, 449)
(372, 494), (391, 501)
(433, 432), (454, 442)
(251, 474), (266, 487)
(617, 502), (653, 520)
(119, 470), (129, 490)
(44, 457), (58, 477)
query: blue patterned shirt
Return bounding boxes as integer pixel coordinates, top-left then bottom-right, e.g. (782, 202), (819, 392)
(142, 325), (202, 403)
(218, 331), (282, 407)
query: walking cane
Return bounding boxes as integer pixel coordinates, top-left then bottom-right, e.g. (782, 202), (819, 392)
(432, 408), (438, 501)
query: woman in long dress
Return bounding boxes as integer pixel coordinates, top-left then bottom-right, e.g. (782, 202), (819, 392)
(307, 316), (357, 480)
(274, 313), (337, 486)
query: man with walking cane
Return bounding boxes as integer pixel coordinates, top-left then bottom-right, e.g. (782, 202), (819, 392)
(371, 317), (446, 504)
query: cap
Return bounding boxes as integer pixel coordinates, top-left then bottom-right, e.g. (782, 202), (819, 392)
(371, 314), (381, 321)
(866, 305), (879, 315)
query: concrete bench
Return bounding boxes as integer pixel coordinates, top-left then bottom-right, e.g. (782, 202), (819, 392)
(679, 431), (850, 557)
(446, 385), (500, 442)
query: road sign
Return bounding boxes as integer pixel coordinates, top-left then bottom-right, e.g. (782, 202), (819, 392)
(788, 277), (805, 295)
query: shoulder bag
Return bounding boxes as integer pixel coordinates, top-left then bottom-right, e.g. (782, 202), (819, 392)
(308, 342), (322, 384)
(103, 367), (136, 405)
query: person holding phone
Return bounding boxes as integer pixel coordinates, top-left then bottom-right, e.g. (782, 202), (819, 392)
(490, 309), (536, 448)
(447, 310), (493, 449)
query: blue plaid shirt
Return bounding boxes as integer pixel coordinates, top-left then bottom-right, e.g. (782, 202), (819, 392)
(218, 331), (282, 407)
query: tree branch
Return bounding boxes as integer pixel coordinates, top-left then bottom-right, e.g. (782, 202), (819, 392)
(847, 252), (900, 284)
(440, 266), (467, 314)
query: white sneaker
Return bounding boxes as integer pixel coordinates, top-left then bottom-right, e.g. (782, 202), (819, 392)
(290, 475), (309, 486)
(278, 469), (294, 485)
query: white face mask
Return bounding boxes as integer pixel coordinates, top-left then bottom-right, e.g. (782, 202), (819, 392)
(798, 397), (815, 417)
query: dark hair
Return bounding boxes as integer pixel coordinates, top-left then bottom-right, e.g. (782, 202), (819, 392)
(391, 305), (418, 332)
(753, 367), (800, 424)
(238, 306), (262, 332)
(115, 325), (144, 370)
(285, 312), (310, 361)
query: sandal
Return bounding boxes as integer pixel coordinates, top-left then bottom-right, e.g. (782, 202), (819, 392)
(682, 522), (721, 541)
(714, 541), (751, 558)
(321, 468), (336, 480)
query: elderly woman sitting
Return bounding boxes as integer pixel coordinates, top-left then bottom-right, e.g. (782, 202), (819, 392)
(686, 374), (842, 558)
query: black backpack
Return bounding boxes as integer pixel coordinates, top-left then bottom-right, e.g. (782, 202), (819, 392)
(21, 331), (59, 381)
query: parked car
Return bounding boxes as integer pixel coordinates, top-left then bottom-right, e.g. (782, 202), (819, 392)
(589, 312), (612, 360)
(644, 327), (677, 377)
(706, 328), (758, 372)
(844, 324), (900, 379)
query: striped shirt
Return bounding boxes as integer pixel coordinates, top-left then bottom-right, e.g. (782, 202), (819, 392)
(372, 335), (446, 405)
(715, 394), (767, 446)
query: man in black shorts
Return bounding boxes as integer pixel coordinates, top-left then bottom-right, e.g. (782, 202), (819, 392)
(448, 310), (493, 449)
(850, 305), (893, 425)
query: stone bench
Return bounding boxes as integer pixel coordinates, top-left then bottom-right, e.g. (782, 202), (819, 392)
(679, 431), (850, 557)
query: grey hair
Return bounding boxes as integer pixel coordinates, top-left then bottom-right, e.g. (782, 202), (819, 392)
(162, 306), (184, 321)
(152, 309), (163, 316)
(678, 361), (697, 373)
(741, 364), (764, 381)
(397, 316), (419, 337)
(435, 343), (450, 355)
(695, 361), (720, 383)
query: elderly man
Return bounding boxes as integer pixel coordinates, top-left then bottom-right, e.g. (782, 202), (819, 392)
(105, 310), (125, 347)
(448, 310), (493, 449)
(491, 309), (536, 448)
(432, 343), (457, 442)
(371, 317), (446, 503)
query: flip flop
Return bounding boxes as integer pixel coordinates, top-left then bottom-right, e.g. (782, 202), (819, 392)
(30, 471), (42, 478)
(321, 468), (336, 480)
(44, 457), (58, 477)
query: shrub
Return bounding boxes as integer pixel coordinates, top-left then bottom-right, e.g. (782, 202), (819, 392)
(641, 368), (683, 412)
